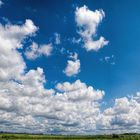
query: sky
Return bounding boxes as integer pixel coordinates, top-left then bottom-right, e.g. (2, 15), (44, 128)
(0, 0), (140, 135)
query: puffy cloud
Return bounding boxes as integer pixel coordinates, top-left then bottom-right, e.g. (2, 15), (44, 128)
(97, 93), (140, 133)
(0, 19), (37, 49)
(0, 17), (140, 135)
(0, 19), (37, 81)
(56, 80), (104, 101)
(0, 78), (105, 134)
(75, 5), (108, 51)
(0, 19), (104, 134)
(85, 37), (108, 51)
(64, 53), (80, 77)
(25, 42), (53, 60)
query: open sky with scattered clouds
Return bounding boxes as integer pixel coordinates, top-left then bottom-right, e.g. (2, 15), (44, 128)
(0, 0), (140, 135)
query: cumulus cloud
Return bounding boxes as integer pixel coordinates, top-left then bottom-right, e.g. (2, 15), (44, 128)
(0, 19), (37, 81)
(0, 19), (104, 134)
(25, 42), (53, 60)
(64, 53), (80, 77)
(0, 17), (140, 135)
(0, 78), (105, 134)
(97, 93), (140, 134)
(75, 5), (108, 51)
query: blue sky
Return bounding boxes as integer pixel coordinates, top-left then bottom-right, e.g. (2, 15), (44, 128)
(0, 0), (140, 134)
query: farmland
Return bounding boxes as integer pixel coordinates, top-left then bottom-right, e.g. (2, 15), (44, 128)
(0, 133), (140, 140)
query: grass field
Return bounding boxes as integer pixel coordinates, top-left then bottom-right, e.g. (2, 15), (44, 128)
(0, 133), (140, 140)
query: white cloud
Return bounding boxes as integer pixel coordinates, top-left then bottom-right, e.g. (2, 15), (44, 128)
(64, 53), (80, 77)
(0, 17), (140, 135)
(25, 42), (53, 60)
(0, 78), (105, 134)
(85, 36), (108, 51)
(97, 93), (140, 133)
(56, 80), (104, 101)
(0, 19), (37, 49)
(0, 19), (38, 81)
(75, 5), (108, 51)
(0, 19), (105, 134)
(56, 79), (86, 92)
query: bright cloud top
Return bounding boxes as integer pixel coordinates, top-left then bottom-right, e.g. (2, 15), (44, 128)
(75, 5), (108, 51)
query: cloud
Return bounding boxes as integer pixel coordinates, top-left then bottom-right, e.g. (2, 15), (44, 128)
(56, 80), (104, 101)
(71, 37), (81, 44)
(85, 37), (108, 51)
(0, 19), (52, 132)
(25, 42), (53, 60)
(0, 78), (105, 134)
(0, 19), (105, 134)
(0, 19), (104, 134)
(0, 17), (140, 135)
(97, 93), (140, 134)
(100, 55), (115, 65)
(64, 53), (80, 77)
(54, 33), (61, 45)
(75, 5), (108, 51)
(69, 52), (78, 60)
(0, 0), (3, 7)
(0, 19), (37, 81)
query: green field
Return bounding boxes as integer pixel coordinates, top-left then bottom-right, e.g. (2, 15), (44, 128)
(0, 133), (140, 140)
